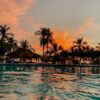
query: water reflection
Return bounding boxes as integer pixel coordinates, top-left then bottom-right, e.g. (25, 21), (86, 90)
(0, 65), (100, 100)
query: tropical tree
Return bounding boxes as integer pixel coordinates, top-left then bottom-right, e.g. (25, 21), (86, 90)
(59, 50), (68, 64)
(0, 42), (8, 56)
(51, 43), (63, 55)
(50, 43), (63, 63)
(45, 29), (53, 53)
(72, 37), (87, 52)
(7, 37), (18, 52)
(35, 27), (53, 60)
(71, 37), (87, 62)
(0, 25), (12, 42)
(18, 40), (35, 62)
(81, 45), (94, 63)
(0, 25), (13, 62)
(94, 43), (100, 64)
(20, 40), (30, 49)
(96, 43), (100, 51)
(20, 40), (35, 52)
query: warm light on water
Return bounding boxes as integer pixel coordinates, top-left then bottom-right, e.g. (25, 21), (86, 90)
(0, 66), (100, 100)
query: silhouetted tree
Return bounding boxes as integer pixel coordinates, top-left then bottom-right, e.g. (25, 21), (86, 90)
(60, 50), (68, 64)
(0, 25), (12, 42)
(73, 37), (87, 52)
(20, 40), (30, 49)
(35, 27), (53, 61)
(45, 29), (53, 54)
(0, 25), (13, 57)
(71, 37), (87, 61)
(19, 40), (35, 62)
(50, 42), (63, 64)
(7, 37), (18, 52)
(96, 43), (100, 51)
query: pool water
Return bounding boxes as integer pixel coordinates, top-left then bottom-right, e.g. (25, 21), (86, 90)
(0, 66), (100, 100)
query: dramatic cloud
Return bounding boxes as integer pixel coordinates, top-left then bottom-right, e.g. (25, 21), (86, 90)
(52, 28), (74, 49)
(0, 0), (44, 54)
(0, 0), (36, 40)
(75, 19), (100, 46)
(76, 19), (100, 35)
(52, 19), (100, 49)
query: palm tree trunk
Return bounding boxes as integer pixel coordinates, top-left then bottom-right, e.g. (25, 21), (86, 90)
(43, 45), (45, 63)
(47, 44), (48, 54)
(47, 44), (49, 59)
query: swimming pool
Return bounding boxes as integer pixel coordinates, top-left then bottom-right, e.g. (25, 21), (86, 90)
(0, 65), (100, 100)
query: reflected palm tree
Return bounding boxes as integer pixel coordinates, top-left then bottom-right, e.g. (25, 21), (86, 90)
(36, 67), (54, 99)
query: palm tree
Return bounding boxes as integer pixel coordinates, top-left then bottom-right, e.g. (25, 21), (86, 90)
(7, 37), (18, 52)
(51, 43), (63, 55)
(0, 25), (13, 62)
(0, 42), (8, 55)
(20, 40), (35, 52)
(95, 43), (100, 64)
(19, 40), (35, 62)
(20, 40), (30, 49)
(50, 43), (63, 64)
(96, 43), (100, 51)
(45, 29), (53, 53)
(35, 27), (53, 60)
(60, 50), (68, 64)
(73, 37), (87, 52)
(0, 25), (13, 42)
(71, 37), (87, 62)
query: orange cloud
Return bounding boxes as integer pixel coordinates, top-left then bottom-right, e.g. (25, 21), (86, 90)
(52, 19), (100, 50)
(0, 0), (43, 53)
(0, 0), (36, 40)
(75, 19), (100, 35)
(74, 19), (100, 47)
(52, 28), (74, 49)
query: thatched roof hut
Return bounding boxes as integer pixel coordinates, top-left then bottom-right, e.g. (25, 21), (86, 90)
(7, 48), (41, 60)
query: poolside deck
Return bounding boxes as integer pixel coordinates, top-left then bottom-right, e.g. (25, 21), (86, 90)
(0, 63), (100, 67)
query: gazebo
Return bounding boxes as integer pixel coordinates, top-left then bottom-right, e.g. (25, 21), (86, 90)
(7, 48), (41, 63)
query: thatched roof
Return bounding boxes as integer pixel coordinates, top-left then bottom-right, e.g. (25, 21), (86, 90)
(7, 48), (41, 59)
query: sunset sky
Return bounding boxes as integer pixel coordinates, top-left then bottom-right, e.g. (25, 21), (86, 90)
(0, 0), (100, 53)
